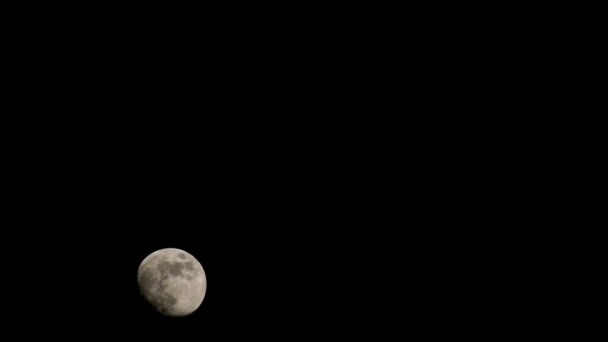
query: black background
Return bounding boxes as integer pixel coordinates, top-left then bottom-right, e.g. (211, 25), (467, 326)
(0, 5), (517, 338)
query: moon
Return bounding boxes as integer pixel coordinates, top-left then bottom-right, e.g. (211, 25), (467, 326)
(137, 248), (207, 317)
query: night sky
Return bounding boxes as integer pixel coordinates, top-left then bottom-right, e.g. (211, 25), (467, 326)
(2, 7), (468, 337)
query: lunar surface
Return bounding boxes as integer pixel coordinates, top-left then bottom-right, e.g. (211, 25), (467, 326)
(137, 248), (207, 317)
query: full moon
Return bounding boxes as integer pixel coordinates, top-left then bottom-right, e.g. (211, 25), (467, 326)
(137, 248), (207, 317)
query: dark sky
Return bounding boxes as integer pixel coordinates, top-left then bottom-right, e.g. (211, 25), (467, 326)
(1, 9), (484, 336)
(0, 5), (542, 338)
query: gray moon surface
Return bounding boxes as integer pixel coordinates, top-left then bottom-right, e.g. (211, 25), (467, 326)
(137, 248), (207, 317)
